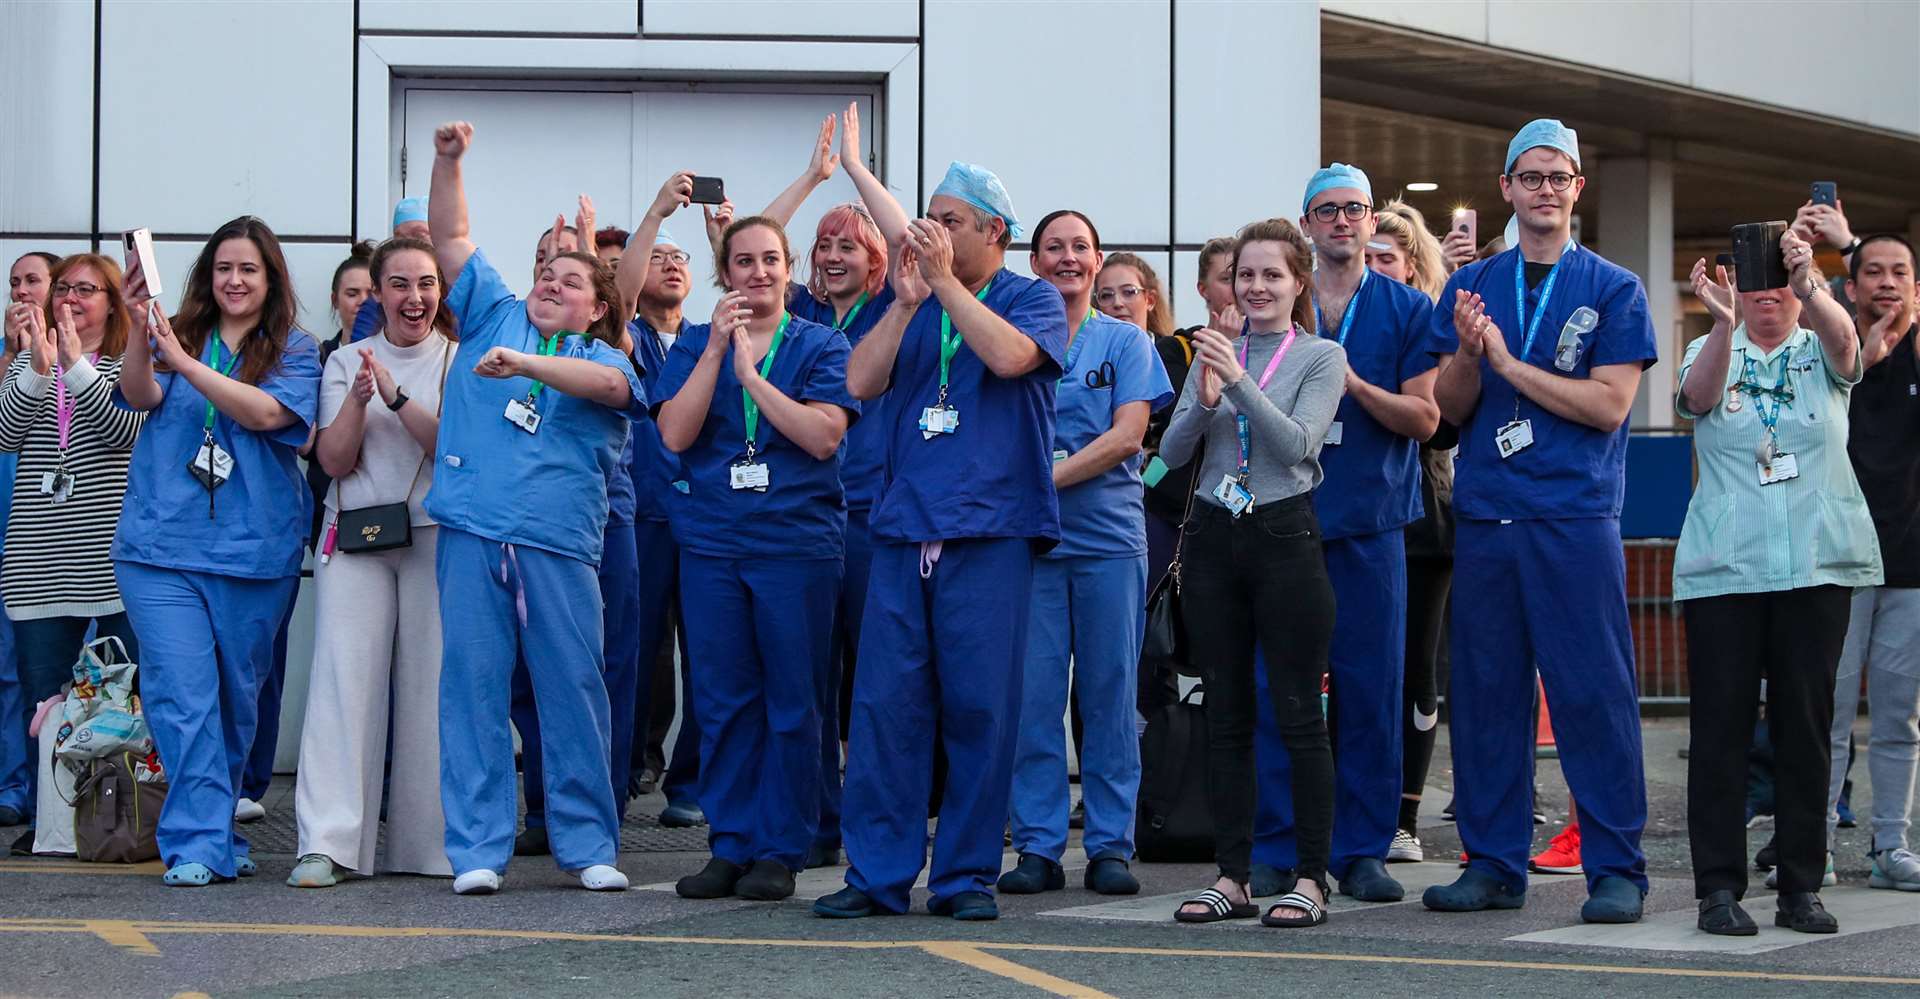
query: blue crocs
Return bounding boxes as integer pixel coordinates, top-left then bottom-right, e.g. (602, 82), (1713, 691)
(812, 885), (885, 919)
(163, 863), (216, 887)
(1083, 857), (1141, 896)
(997, 853), (1064, 894)
(1339, 858), (1405, 902)
(929, 890), (999, 921)
(236, 856), (258, 878)
(1422, 868), (1526, 912)
(1251, 863), (1290, 899)
(1580, 876), (1645, 924)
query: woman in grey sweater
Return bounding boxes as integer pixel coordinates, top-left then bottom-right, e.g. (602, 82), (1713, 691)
(1162, 218), (1347, 929)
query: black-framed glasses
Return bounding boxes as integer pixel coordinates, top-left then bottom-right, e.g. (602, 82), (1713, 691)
(1095, 285), (1146, 304)
(53, 282), (104, 299)
(1309, 201), (1372, 223)
(649, 250), (691, 266)
(1508, 171), (1579, 192)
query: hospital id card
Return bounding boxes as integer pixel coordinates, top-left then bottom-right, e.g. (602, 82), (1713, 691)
(1212, 473), (1254, 518)
(1325, 421), (1343, 446)
(39, 470), (75, 504)
(189, 441), (235, 489)
(1495, 419), (1534, 459)
(729, 460), (770, 492)
(1758, 452), (1800, 485)
(504, 398), (542, 434)
(919, 405), (959, 440)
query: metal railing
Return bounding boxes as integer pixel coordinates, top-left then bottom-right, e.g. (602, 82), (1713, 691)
(1625, 538), (1687, 703)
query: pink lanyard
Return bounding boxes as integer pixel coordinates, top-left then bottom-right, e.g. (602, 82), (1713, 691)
(1237, 327), (1300, 391)
(52, 353), (97, 453)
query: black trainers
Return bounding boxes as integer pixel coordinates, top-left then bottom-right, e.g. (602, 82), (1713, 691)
(513, 826), (551, 857)
(675, 857), (745, 899)
(735, 860), (796, 901)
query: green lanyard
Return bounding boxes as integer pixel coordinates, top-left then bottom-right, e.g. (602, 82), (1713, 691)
(523, 333), (564, 407)
(741, 313), (792, 457)
(203, 334), (243, 431)
(936, 279), (996, 404)
(834, 292), (871, 331)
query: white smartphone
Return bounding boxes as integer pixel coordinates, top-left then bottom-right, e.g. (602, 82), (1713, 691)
(122, 228), (162, 298)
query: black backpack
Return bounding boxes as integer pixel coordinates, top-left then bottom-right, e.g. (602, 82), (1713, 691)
(1134, 685), (1215, 863)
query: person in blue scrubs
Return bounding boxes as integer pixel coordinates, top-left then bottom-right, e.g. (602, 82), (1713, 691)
(654, 216), (859, 902)
(423, 120), (648, 895)
(814, 161), (1069, 921)
(1424, 120), (1656, 923)
(1002, 209), (1171, 898)
(113, 217), (320, 886)
(1249, 166), (1440, 903)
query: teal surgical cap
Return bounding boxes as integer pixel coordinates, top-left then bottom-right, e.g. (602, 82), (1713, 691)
(1505, 119), (1581, 174)
(1302, 163), (1372, 214)
(626, 226), (679, 250)
(392, 197), (428, 228)
(931, 161), (1024, 239)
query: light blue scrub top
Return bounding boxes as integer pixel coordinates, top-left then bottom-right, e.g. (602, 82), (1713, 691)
(424, 248), (648, 567)
(112, 330), (321, 579)
(1672, 324), (1882, 600)
(1049, 311), (1171, 560)
(1312, 273), (1437, 541)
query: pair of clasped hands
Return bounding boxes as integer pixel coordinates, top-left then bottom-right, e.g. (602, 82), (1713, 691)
(5, 299), (89, 378)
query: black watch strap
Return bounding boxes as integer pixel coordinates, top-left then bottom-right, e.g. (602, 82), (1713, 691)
(1840, 237), (1862, 256)
(386, 388), (410, 412)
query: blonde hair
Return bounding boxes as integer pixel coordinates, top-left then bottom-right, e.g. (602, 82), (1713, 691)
(1099, 252), (1173, 335)
(1372, 200), (1447, 302)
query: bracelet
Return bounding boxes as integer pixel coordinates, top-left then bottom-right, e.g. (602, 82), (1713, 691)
(1794, 281), (1823, 303)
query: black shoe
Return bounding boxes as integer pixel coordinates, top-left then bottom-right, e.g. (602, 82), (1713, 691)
(0, 805), (24, 827)
(804, 841), (842, 869)
(513, 826), (551, 857)
(1697, 890), (1757, 936)
(929, 890), (998, 920)
(1338, 858), (1405, 902)
(813, 885), (882, 918)
(735, 860), (796, 901)
(1753, 837), (1778, 872)
(632, 766), (661, 797)
(1775, 892), (1838, 934)
(1441, 799), (1456, 822)
(997, 853), (1065, 894)
(1067, 801), (1085, 829)
(9, 830), (34, 856)
(675, 857), (746, 899)
(1083, 857), (1140, 896)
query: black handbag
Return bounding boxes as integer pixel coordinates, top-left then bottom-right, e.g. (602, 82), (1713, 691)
(332, 344), (449, 555)
(1142, 450), (1204, 679)
(1134, 684), (1214, 863)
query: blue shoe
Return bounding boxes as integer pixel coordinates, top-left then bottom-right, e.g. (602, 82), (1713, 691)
(163, 862), (216, 887)
(0, 805), (24, 826)
(1251, 863), (1290, 898)
(996, 853), (1064, 894)
(1836, 799), (1857, 829)
(813, 885), (883, 918)
(660, 800), (706, 828)
(1580, 876), (1645, 924)
(236, 856), (258, 878)
(1084, 857), (1140, 896)
(929, 890), (998, 921)
(1338, 858), (1405, 902)
(1422, 868), (1525, 912)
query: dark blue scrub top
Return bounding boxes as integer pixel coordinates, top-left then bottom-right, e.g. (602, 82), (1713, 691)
(788, 281), (898, 513)
(1313, 273), (1437, 540)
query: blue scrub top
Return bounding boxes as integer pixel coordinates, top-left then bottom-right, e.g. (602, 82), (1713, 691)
(788, 281), (898, 512)
(1050, 312), (1172, 560)
(112, 330), (321, 579)
(606, 430), (637, 528)
(425, 248), (648, 566)
(1313, 274), (1438, 540)
(653, 314), (860, 560)
(866, 269), (1070, 547)
(1429, 246), (1657, 521)
(628, 316), (682, 524)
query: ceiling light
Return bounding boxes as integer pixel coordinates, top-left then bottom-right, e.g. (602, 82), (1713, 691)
(1407, 182), (1439, 192)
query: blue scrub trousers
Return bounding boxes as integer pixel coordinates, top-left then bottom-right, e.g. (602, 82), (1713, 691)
(817, 506), (876, 849)
(629, 518), (702, 802)
(1451, 516), (1647, 894)
(843, 537), (1035, 912)
(240, 597), (296, 801)
(516, 522), (642, 829)
(436, 526), (618, 874)
(0, 608), (25, 818)
(1251, 531), (1405, 879)
(115, 561), (296, 877)
(681, 552), (839, 871)
(1010, 554), (1146, 864)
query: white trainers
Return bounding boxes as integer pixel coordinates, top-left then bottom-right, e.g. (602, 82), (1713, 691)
(576, 864), (629, 891)
(1765, 852), (1836, 889)
(234, 798), (266, 823)
(1869, 848), (1920, 892)
(1387, 828), (1424, 863)
(453, 869), (503, 895)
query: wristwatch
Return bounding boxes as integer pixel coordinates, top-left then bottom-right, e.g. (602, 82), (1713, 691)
(387, 388), (410, 412)
(1839, 237), (1862, 256)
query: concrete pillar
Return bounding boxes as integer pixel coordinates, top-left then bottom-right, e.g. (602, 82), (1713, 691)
(1596, 142), (1678, 430)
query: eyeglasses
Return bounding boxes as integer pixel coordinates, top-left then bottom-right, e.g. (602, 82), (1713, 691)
(1309, 201), (1372, 223)
(1095, 285), (1147, 304)
(53, 282), (104, 299)
(1508, 171), (1579, 192)
(649, 251), (691, 266)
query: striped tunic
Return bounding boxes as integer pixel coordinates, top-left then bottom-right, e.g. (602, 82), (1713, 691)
(0, 351), (146, 619)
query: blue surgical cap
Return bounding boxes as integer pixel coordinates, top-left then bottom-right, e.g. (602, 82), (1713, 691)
(625, 226), (680, 250)
(391, 197), (428, 228)
(931, 161), (1024, 240)
(1505, 119), (1581, 174)
(1302, 163), (1372, 214)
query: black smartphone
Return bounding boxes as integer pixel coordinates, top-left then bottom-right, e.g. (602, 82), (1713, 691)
(1810, 181), (1837, 207)
(690, 176), (726, 205)
(1730, 222), (1788, 292)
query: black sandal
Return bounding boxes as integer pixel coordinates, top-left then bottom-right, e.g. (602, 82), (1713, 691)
(1174, 886), (1257, 923)
(1775, 892), (1838, 934)
(1697, 890), (1757, 936)
(1261, 888), (1329, 928)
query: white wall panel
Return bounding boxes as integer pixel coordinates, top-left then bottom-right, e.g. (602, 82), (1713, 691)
(98, 0), (353, 236)
(1170, 249), (1206, 335)
(145, 238), (354, 345)
(1488, 0), (1688, 86)
(1175, 0), (1318, 244)
(1692, 2), (1920, 137)
(645, 0), (916, 38)
(0, 1), (95, 232)
(1320, 0), (1486, 41)
(922, 0), (1171, 246)
(361, 0), (635, 34)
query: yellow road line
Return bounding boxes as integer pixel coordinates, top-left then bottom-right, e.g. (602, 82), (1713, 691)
(85, 920), (160, 957)
(918, 941), (1117, 999)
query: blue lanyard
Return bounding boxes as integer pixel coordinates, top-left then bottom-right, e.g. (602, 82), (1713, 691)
(1314, 270), (1368, 347)
(1513, 247), (1574, 360)
(1738, 351), (1794, 441)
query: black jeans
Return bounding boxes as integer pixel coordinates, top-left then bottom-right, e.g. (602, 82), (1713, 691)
(1684, 585), (1850, 898)
(1179, 495), (1335, 887)
(1400, 555), (1451, 827)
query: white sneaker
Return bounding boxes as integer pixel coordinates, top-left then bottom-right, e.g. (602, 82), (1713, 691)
(234, 797), (266, 823)
(1387, 828), (1424, 863)
(453, 869), (503, 895)
(1869, 847), (1920, 891)
(576, 864), (629, 891)
(1764, 852), (1836, 889)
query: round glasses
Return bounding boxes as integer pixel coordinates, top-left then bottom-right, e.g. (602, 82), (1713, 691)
(1508, 171), (1579, 192)
(1309, 201), (1372, 223)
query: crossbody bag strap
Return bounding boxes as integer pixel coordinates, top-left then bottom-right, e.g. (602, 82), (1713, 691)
(1165, 441), (1204, 593)
(333, 338), (454, 513)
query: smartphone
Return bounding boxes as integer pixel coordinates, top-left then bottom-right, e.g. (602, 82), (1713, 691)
(122, 228), (162, 297)
(1730, 221), (1789, 292)
(1810, 181), (1838, 207)
(1453, 208), (1477, 247)
(690, 176), (726, 205)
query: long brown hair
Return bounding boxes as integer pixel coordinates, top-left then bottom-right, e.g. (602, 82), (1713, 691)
(369, 237), (458, 341)
(547, 250), (624, 346)
(169, 216), (300, 385)
(43, 254), (132, 358)
(1230, 218), (1317, 335)
(1099, 252), (1173, 335)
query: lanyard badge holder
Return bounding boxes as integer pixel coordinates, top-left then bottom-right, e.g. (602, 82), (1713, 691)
(1210, 328), (1298, 517)
(42, 356), (95, 504)
(1738, 353), (1799, 485)
(1315, 272), (1367, 447)
(921, 281), (994, 441)
(1496, 253), (1571, 460)
(188, 338), (243, 516)
(731, 314), (789, 492)
(505, 334), (562, 434)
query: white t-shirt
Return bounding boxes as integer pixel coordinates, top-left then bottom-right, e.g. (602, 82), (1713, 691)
(317, 332), (454, 525)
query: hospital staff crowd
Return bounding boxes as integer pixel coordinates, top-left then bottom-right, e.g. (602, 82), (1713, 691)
(1, 110), (1917, 937)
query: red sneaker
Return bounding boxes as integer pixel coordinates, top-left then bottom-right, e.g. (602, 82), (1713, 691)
(1529, 824), (1582, 874)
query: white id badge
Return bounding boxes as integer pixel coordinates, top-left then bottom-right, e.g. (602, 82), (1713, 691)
(504, 398), (542, 434)
(1758, 452), (1800, 485)
(189, 442), (235, 489)
(730, 461), (770, 492)
(1052, 449), (1070, 463)
(1495, 419), (1535, 459)
(1212, 473), (1255, 517)
(919, 405), (958, 440)
(1325, 421), (1344, 446)
(39, 471), (75, 503)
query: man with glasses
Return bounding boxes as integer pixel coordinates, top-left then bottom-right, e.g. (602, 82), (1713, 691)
(1249, 164), (1442, 904)
(1424, 120), (1656, 923)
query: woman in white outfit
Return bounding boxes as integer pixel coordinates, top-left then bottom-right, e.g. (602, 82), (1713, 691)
(289, 237), (457, 886)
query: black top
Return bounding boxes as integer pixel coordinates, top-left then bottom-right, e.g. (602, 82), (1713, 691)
(1847, 327), (1920, 586)
(1145, 329), (1198, 520)
(1524, 260), (1554, 289)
